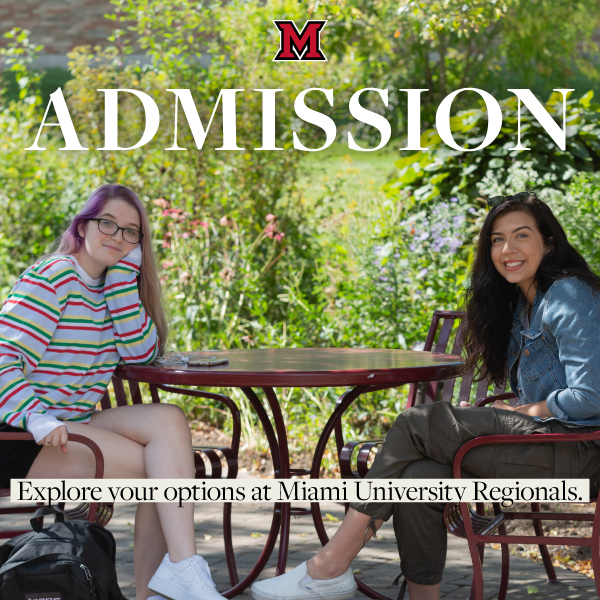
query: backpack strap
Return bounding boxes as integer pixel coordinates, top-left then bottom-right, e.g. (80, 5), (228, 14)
(31, 506), (65, 531)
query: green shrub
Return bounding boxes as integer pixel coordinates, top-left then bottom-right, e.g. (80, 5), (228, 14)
(385, 91), (600, 203)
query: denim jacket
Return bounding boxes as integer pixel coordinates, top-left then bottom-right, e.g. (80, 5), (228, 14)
(507, 277), (600, 426)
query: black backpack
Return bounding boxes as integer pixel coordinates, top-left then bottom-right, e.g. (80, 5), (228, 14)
(0, 505), (126, 600)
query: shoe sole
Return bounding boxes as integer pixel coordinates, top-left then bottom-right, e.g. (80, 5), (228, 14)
(148, 579), (176, 600)
(149, 576), (224, 600)
(251, 584), (358, 600)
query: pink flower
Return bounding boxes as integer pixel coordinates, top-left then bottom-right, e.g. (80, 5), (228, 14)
(266, 213), (276, 222)
(275, 232), (285, 242)
(162, 209), (171, 217)
(153, 198), (169, 209)
(182, 232), (190, 239)
(241, 335), (255, 346)
(162, 260), (174, 269)
(264, 222), (277, 238)
(199, 221), (209, 230)
(219, 266), (234, 282)
(219, 216), (229, 226)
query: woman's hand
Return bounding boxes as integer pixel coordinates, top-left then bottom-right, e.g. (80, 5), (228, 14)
(38, 425), (68, 453)
(459, 400), (515, 410)
(492, 399), (516, 411)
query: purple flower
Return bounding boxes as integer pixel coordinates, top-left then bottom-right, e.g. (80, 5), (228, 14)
(468, 207), (476, 214)
(409, 244), (417, 252)
(450, 196), (458, 202)
(385, 286), (393, 292)
(440, 202), (448, 208)
(417, 268), (428, 278)
(380, 276), (389, 281)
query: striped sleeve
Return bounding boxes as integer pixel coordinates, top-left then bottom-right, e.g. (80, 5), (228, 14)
(0, 265), (65, 440)
(104, 247), (159, 364)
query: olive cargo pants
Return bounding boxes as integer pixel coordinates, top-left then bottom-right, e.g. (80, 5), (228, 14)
(350, 401), (600, 585)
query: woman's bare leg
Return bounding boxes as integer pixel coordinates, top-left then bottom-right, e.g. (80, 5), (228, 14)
(307, 508), (439, 600)
(307, 509), (383, 579)
(26, 403), (198, 599)
(407, 582), (440, 600)
(134, 502), (169, 599)
(86, 403), (196, 560)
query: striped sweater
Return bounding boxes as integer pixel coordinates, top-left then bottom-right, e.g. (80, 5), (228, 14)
(0, 248), (159, 442)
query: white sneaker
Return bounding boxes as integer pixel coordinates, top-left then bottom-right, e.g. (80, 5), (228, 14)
(148, 553), (226, 600)
(251, 561), (357, 600)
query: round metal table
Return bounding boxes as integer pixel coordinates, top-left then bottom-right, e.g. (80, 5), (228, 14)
(116, 347), (463, 597)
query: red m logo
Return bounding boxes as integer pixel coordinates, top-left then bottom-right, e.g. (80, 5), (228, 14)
(273, 20), (327, 61)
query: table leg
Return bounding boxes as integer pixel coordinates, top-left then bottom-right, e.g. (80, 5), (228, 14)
(308, 385), (370, 543)
(262, 387), (292, 575)
(308, 386), (395, 600)
(237, 387), (290, 578)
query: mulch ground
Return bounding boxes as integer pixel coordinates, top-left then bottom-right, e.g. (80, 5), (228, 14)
(496, 502), (596, 579)
(191, 423), (596, 579)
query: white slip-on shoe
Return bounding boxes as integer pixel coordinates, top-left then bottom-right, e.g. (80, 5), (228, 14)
(149, 553), (226, 600)
(251, 561), (357, 600)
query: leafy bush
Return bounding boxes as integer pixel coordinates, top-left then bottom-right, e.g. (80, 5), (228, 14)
(471, 160), (600, 275)
(385, 91), (600, 203)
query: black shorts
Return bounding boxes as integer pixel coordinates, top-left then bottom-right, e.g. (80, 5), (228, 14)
(0, 422), (43, 488)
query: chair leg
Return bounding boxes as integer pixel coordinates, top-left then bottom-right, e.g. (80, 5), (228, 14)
(467, 541), (485, 600)
(468, 503), (486, 600)
(593, 540), (600, 599)
(223, 503), (239, 587)
(497, 523), (510, 600)
(530, 502), (559, 583)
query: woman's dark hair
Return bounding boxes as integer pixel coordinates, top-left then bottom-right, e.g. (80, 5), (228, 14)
(462, 192), (600, 386)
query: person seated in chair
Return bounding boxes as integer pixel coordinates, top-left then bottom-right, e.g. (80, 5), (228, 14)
(251, 191), (600, 600)
(0, 184), (224, 600)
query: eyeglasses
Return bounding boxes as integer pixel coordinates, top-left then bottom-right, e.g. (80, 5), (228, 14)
(89, 218), (143, 244)
(486, 191), (535, 209)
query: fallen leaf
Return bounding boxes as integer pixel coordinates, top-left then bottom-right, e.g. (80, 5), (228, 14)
(204, 534), (214, 541)
(527, 586), (539, 594)
(353, 569), (362, 575)
(250, 532), (265, 538)
(325, 513), (339, 523)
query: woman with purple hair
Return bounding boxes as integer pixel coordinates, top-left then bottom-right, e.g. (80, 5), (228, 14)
(0, 184), (224, 600)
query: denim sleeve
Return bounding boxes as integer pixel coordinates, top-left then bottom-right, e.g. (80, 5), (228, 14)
(544, 279), (600, 421)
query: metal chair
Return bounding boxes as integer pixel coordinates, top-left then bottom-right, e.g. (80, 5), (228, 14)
(337, 310), (561, 600)
(0, 432), (107, 537)
(445, 420), (600, 600)
(0, 376), (242, 591)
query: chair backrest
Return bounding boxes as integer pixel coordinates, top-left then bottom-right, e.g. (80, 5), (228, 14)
(406, 310), (508, 408)
(100, 378), (160, 410)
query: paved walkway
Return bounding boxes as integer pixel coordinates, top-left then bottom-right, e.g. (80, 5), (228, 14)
(101, 499), (597, 600)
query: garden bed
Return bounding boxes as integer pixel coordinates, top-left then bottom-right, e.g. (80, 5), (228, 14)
(492, 502), (595, 579)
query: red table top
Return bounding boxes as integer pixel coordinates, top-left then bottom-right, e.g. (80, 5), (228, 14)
(116, 348), (463, 388)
